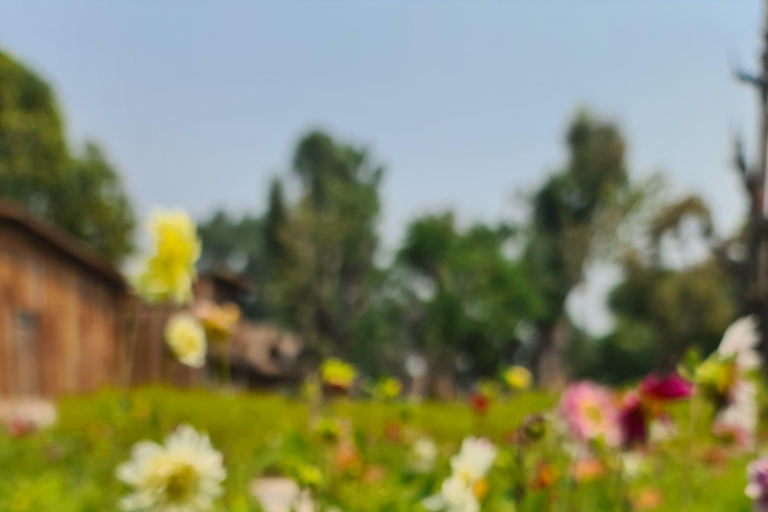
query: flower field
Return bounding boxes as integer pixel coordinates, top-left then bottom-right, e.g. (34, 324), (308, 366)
(0, 210), (753, 512)
(0, 384), (760, 512)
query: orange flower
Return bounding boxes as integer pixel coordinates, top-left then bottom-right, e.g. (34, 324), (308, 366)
(630, 487), (663, 511)
(334, 442), (362, 476)
(362, 465), (387, 485)
(194, 300), (240, 344)
(571, 457), (606, 482)
(531, 462), (559, 490)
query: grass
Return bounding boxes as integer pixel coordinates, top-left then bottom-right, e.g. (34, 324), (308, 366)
(0, 386), (756, 511)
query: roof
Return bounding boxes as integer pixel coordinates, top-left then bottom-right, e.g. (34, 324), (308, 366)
(0, 200), (126, 288)
(229, 322), (302, 377)
(199, 267), (255, 293)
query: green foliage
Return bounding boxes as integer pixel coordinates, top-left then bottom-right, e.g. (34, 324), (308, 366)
(397, 214), (543, 378)
(197, 211), (268, 318)
(0, 49), (135, 261)
(592, 194), (736, 381)
(267, 130), (383, 356)
(525, 110), (631, 322)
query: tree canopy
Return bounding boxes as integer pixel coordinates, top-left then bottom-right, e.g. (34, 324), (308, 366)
(0, 49), (134, 261)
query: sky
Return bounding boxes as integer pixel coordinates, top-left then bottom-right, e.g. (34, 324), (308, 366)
(0, 1), (763, 333)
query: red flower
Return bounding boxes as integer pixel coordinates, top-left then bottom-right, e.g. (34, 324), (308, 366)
(469, 392), (490, 415)
(639, 374), (693, 401)
(619, 374), (692, 447)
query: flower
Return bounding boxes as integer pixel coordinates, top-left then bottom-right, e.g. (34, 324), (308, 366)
(619, 451), (650, 480)
(559, 381), (621, 447)
(194, 301), (240, 345)
(531, 461), (559, 490)
(165, 313), (207, 368)
(116, 424), (225, 512)
(618, 374), (692, 447)
(504, 366), (532, 391)
(695, 317), (761, 448)
(713, 379), (758, 449)
(423, 437), (496, 512)
(570, 456), (605, 482)
(372, 376), (402, 401)
(295, 464), (324, 489)
(422, 476), (480, 512)
(467, 392), (489, 415)
(449, 437), (497, 484)
(320, 358), (357, 391)
(441, 476), (482, 512)
(747, 456), (768, 512)
(133, 210), (201, 305)
(696, 316), (761, 406)
(717, 316), (761, 371)
(410, 438), (438, 473)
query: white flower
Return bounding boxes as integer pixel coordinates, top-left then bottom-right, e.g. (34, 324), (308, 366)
(718, 316), (761, 371)
(423, 437), (495, 512)
(165, 313), (207, 368)
(619, 451), (650, 480)
(116, 424), (226, 512)
(422, 477), (480, 512)
(714, 378), (758, 448)
(440, 476), (481, 512)
(648, 419), (677, 443)
(449, 437), (496, 483)
(410, 438), (438, 473)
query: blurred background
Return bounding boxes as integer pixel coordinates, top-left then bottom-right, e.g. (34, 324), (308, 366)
(0, 0), (765, 394)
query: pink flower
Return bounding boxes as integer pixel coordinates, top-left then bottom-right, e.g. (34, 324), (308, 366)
(747, 457), (768, 512)
(619, 374), (692, 447)
(560, 382), (621, 447)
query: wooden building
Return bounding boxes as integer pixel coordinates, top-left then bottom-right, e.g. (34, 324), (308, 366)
(0, 201), (127, 397)
(0, 201), (303, 398)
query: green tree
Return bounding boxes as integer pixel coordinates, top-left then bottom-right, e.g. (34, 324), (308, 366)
(397, 213), (543, 390)
(524, 110), (636, 388)
(0, 49), (134, 261)
(581, 195), (734, 382)
(267, 130), (383, 357)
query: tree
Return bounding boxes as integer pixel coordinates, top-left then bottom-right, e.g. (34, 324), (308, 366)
(0, 49), (134, 261)
(51, 143), (135, 261)
(574, 195), (734, 383)
(267, 130), (383, 358)
(397, 213), (544, 392)
(523, 110), (634, 388)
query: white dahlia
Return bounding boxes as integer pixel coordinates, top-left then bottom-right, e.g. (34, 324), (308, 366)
(116, 424), (226, 511)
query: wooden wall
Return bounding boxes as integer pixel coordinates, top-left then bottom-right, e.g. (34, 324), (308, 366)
(0, 223), (125, 397)
(128, 302), (202, 388)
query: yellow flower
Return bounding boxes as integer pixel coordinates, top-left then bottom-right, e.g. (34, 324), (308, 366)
(373, 376), (402, 400)
(320, 358), (357, 391)
(504, 365), (533, 391)
(165, 313), (207, 368)
(194, 301), (240, 345)
(295, 464), (324, 488)
(133, 210), (201, 305)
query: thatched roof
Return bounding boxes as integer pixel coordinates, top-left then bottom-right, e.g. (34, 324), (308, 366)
(229, 322), (302, 377)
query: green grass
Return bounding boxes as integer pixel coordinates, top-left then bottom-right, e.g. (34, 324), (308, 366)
(0, 386), (756, 511)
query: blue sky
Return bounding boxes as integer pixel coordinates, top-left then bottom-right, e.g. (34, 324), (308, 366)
(0, 1), (762, 332)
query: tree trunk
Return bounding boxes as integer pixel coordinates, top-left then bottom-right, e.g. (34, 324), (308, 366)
(535, 318), (570, 390)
